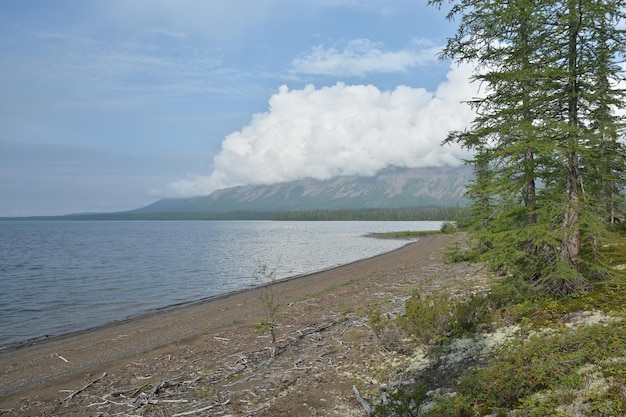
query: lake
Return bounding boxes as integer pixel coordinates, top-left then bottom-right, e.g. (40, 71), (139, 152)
(0, 220), (441, 348)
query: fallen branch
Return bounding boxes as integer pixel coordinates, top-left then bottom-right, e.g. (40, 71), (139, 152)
(382, 378), (415, 391)
(183, 375), (204, 385)
(150, 380), (166, 396)
(222, 358), (273, 388)
(353, 385), (372, 416)
(148, 399), (190, 404)
(213, 336), (230, 342)
(171, 405), (215, 416)
(296, 320), (340, 339)
(86, 396), (127, 407)
(63, 372), (107, 402)
(171, 400), (229, 416)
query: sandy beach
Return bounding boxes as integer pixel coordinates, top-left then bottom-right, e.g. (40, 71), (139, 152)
(0, 233), (485, 416)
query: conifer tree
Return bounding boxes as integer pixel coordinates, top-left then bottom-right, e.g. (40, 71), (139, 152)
(430, 0), (626, 295)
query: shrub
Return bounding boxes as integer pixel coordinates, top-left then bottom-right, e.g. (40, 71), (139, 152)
(449, 321), (626, 414)
(440, 221), (457, 234)
(402, 291), (456, 345)
(373, 384), (429, 417)
(451, 295), (492, 335)
(368, 307), (407, 353)
(253, 264), (280, 347)
(402, 292), (492, 345)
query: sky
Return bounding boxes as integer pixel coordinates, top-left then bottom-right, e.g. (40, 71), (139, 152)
(0, 0), (483, 216)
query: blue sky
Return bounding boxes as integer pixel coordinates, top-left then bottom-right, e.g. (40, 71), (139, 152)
(0, 0), (480, 216)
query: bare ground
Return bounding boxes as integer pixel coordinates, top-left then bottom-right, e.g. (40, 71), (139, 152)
(0, 233), (490, 416)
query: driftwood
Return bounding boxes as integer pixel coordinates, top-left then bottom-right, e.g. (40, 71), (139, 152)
(55, 316), (377, 415)
(213, 336), (230, 343)
(353, 385), (372, 415)
(63, 372), (107, 401)
(171, 400), (230, 417)
(296, 320), (343, 339)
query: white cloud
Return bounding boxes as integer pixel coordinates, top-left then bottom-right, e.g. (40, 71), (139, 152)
(291, 39), (440, 77)
(167, 62), (477, 197)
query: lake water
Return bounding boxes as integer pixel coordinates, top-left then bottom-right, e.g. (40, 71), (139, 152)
(0, 220), (441, 348)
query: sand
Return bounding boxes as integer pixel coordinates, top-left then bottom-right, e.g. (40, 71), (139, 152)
(0, 233), (484, 416)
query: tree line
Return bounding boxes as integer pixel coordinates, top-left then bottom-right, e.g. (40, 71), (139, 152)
(18, 206), (466, 221)
(271, 207), (467, 221)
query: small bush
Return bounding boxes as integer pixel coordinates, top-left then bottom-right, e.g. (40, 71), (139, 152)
(442, 238), (480, 263)
(451, 295), (492, 335)
(254, 264), (280, 347)
(368, 307), (407, 353)
(402, 292), (492, 345)
(440, 221), (457, 234)
(402, 291), (456, 345)
(373, 384), (429, 417)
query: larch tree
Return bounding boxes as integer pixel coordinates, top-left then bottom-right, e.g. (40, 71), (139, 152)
(430, 0), (626, 295)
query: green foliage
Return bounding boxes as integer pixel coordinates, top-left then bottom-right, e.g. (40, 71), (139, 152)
(402, 292), (456, 345)
(369, 230), (440, 239)
(367, 307), (406, 353)
(49, 206), (470, 221)
(374, 384), (429, 417)
(429, 0), (626, 296)
(596, 232), (626, 267)
(439, 221), (456, 234)
(446, 322), (626, 415)
(272, 207), (469, 221)
(452, 295), (492, 335)
(253, 264), (280, 346)
(378, 237), (626, 416)
(442, 238), (477, 263)
(402, 291), (492, 345)
(484, 227), (626, 319)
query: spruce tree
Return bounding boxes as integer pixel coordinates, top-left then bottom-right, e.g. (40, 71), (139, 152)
(430, 0), (626, 295)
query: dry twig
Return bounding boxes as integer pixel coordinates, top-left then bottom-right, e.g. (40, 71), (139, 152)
(63, 372), (107, 402)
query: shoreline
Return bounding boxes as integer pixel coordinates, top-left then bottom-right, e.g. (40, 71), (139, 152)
(0, 233), (454, 415)
(1, 238), (421, 353)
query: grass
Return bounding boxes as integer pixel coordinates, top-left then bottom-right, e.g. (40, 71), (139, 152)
(369, 221), (458, 240)
(368, 230), (440, 239)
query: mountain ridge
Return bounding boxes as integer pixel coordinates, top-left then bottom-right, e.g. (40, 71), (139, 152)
(133, 166), (472, 214)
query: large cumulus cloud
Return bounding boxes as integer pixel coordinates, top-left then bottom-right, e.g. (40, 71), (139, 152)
(168, 62), (477, 196)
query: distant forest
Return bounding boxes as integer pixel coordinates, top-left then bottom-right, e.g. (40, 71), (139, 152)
(271, 207), (467, 221)
(18, 206), (468, 222)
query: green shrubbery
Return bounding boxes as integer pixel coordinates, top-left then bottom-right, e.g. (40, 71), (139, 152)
(374, 230), (626, 416)
(402, 291), (492, 346)
(427, 321), (626, 416)
(439, 221), (457, 234)
(368, 307), (407, 353)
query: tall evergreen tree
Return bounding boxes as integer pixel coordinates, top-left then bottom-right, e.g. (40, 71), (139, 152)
(430, 0), (626, 295)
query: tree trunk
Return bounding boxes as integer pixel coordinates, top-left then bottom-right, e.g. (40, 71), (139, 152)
(562, 151), (580, 267)
(520, 11), (537, 256)
(561, 0), (581, 270)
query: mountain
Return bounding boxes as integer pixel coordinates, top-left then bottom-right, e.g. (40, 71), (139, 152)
(132, 166), (472, 215)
